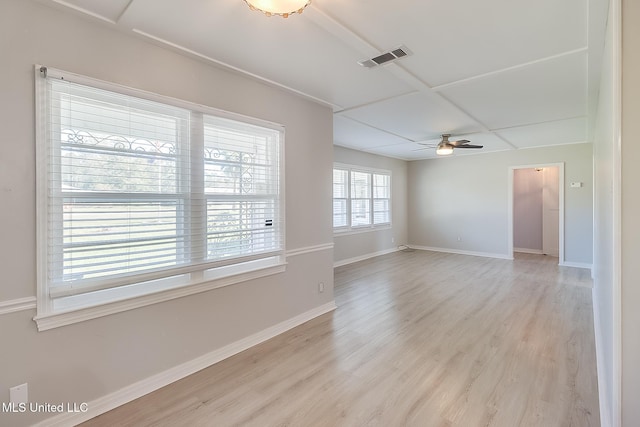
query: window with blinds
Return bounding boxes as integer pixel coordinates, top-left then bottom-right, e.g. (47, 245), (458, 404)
(332, 164), (391, 231)
(372, 173), (391, 224)
(332, 168), (348, 228)
(36, 67), (284, 318)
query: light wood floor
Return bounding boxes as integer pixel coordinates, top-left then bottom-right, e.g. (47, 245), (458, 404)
(81, 250), (599, 427)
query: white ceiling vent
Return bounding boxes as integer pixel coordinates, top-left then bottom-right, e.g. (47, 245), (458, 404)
(358, 46), (412, 68)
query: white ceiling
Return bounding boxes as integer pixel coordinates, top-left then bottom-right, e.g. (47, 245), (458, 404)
(41, 0), (609, 160)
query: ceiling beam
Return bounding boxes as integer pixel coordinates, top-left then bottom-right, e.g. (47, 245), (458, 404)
(49, 0), (117, 24)
(115, 0), (135, 23)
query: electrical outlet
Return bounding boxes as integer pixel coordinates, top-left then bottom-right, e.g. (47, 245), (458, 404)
(318, 282), (325, 293)
(10, 383), (28, 404)
(457, 236), (462, 242)
(391, 237), (395, 244)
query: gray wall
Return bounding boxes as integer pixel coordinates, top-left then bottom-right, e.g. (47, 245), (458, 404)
(621, 0), (640, 424)
(407, 144), (593, 264)
(0, 1), (334, 425)
(333, 146), (408, 264)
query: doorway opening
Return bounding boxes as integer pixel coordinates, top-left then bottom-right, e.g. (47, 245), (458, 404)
(508, 163), (565, 264)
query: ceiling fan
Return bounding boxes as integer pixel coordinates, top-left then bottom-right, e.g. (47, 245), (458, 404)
(417, 134), (484, 156)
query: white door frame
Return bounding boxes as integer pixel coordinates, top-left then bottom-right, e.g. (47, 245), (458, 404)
(507, 162), (565, 264)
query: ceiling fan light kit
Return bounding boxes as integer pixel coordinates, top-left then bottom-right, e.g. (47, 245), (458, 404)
(243, 0), (311, 17)
(436, 143), (454, 156)
(419, 134), (484, 156)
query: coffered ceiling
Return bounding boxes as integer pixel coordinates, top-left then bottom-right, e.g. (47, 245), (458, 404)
(39, 0), (609, 159)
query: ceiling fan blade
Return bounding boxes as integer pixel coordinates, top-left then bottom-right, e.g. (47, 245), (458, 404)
(456, 144), (483, 149)
(415, 136), (443, 145)
(416, 135), (482, 151)
(450, 139), (471, 146)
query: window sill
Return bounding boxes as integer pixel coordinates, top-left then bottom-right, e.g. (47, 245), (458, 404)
(34, 259), (286, 331)
(333, 224), (392, 237)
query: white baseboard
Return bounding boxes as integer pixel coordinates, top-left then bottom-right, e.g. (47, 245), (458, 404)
(559, 261), (594, 271)
(333, 247), (399, 268)
(409, 245), (513, 260)
(513, 247), (544, 254)
(34, 301), (337, 427)
(592, 287), (612, 427)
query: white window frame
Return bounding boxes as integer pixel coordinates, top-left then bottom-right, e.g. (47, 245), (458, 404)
(333, 163), (391, 234)
(34, 66), (286, 331)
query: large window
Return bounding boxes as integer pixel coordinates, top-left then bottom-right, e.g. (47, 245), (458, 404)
(35, 67), (284, 328)
(333, 165), (391, 231)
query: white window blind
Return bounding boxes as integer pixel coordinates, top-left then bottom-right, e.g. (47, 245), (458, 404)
(351, 171), (371, 227)
(37, 68), (284, 308)
(333, 165), (391, 231)
(373, 173), (391, 224)
(203, 116), (282, 261)
(332, 168), (348, 228)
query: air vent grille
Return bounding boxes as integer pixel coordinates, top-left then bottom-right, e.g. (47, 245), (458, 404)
(391, 48), (408, 58)
(358, 45), (412, 68)
(372, 52), (396, 65)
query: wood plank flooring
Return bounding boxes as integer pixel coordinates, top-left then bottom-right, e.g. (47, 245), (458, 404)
(81, 250), (599, 427)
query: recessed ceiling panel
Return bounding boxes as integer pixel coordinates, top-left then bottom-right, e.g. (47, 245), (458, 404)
(340, 92), (483, 141)
(334, 116), (409, 149)
(313, 0), (587, 87)
(46, 0), (133, 23)
(118, 0), (413, 109)
(496, 117), (587, 148)
(437, 51), (587, 130)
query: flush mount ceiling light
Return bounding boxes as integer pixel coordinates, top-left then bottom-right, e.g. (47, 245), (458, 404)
(243, 0), (311, 17)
